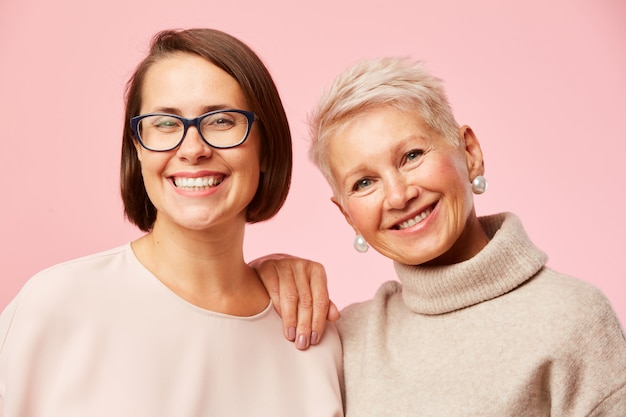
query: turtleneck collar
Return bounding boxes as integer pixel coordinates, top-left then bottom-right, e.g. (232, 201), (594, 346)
(394, 212), (547, 315)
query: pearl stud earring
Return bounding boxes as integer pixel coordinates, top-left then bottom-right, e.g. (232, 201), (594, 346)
(353, 235), (369, 253)
(471, 175), (488, 194)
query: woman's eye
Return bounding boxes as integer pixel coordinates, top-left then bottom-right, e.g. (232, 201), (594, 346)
(213, 118), (234, 127)
(352, 178), (372, 191)
(204, 113), (237, 130)
(405, 149), (423, 162)
(154, 117), (180, 130)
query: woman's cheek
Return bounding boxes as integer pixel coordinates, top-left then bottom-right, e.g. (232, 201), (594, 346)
(347, 197), (379, 231)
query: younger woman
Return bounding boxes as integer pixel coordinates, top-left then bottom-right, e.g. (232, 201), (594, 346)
(0, 28), (343, 417)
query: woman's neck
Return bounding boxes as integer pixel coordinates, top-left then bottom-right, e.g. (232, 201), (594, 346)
(131, 217), (268, 316)
(423, 209), (490, 267)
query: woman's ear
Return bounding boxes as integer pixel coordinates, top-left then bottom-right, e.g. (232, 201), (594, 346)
(459, 125), (485, 179)
(331, 195), (358, 233)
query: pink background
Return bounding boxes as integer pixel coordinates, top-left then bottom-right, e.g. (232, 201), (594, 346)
(1, 0), (625, 326)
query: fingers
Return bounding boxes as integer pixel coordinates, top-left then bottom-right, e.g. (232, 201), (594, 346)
(250, 254), (333, 350)
(251, 254), (297, 341)
(278, 263), (300, 343)
(293, 263), (314, 349)
(274, 258), (331, 350)
(307, 262), (331, 347)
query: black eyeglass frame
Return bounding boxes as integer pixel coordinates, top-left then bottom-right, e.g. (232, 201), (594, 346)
(130, 109), (257, 152)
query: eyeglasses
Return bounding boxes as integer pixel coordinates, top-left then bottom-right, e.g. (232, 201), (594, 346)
(130, 109), (257, 152)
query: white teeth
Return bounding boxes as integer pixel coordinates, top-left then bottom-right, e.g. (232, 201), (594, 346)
(173, 176), (222, 190)
(398, 208), (432, 230)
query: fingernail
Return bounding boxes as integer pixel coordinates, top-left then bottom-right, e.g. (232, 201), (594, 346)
(288, 327), (296, 341)
(297, 334), (308, 349)
(311, 331), (319, 345)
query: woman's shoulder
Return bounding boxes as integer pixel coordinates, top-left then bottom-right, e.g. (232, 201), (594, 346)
(25, 243), (132, 284)
(518, 268), (625, 343)
(525, 269), (626, 403)
(337, 280), (403, 333)
(0, 244), (135, 351)
(522, 267), (615, 313)
(31, 244), (132, 276)
(6, 244), (135, 313)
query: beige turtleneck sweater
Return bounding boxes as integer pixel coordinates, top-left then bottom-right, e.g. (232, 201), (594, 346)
(336, 212), (626, 416)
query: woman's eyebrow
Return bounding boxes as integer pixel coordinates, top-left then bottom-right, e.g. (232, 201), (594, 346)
(148, 104), (235, 115)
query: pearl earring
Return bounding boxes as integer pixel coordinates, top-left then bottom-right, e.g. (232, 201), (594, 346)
(471, 175), (488, 194)
(353, 235), (369, 253)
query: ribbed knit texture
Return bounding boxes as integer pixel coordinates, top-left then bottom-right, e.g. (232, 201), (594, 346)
(337, 212), (626, 416)
(395, 213), (546, 314)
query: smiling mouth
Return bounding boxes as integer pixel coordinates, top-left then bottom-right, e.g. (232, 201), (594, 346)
(395, 207), (433, 230)
(173, 176), (224, 191)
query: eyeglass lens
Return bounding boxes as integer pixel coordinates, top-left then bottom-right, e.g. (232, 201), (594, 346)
(137, 111), (250, 150)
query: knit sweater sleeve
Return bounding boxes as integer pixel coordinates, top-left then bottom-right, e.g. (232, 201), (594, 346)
(550, 279), (626, 416)
(589, 383), (626, 417)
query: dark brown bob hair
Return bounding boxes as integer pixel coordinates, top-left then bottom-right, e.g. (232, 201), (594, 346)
(120, 28), (292, 232)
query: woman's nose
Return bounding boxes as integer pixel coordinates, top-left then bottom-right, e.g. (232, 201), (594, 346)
(384, 175), (418, 210)
(176, 126), (212, 162)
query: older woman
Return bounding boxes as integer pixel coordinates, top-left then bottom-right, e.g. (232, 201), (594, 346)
(0, 29), (343, 416)
(258, 57), (626, 415)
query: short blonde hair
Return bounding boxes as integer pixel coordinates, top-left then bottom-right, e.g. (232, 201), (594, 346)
(308, 57), (459, 193)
